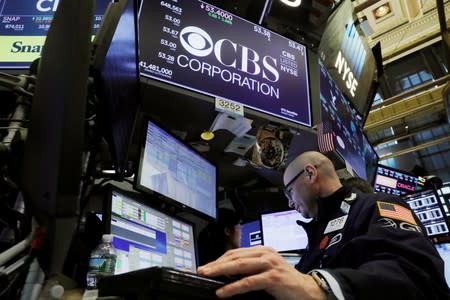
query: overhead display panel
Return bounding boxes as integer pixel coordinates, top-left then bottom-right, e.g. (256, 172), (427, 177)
(318, 59), (368, 179)
(0, 0), (110, 69)
(318, 0), (377, 119)
(373, 165), (425, 196)
(139, 0), (312, 127)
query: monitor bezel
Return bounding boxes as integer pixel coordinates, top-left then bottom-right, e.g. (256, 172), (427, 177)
(134, 115), (218, 221)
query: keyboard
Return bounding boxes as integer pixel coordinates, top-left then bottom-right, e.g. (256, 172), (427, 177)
(97, 266), (274, 300)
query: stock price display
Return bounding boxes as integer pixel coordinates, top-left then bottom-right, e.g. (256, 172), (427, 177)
(138, 0), (312, 126)
(0, 0), (110, 69)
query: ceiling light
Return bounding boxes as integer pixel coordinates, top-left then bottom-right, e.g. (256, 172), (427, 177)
(373, 3), (391, 19)
(200, 131), (215, 141)
(279, 0), (302, 8)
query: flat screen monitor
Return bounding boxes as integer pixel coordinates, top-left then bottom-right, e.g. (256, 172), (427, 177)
(280, 252), (301, 267)
(318, 59), (368, 179)
(21, 0), (94, 275)
(0, 0), (110, 69)
(318, 0), (377, 119)
(92, 0), (140, 178)
(240, 220), (261, 248)
(373, 165), (425, 196)
(135, 118), (217, 219)
(434, 243), (450, 287)
(261, 210), (308, 252)
(105, 187), (197, 274)
(138, 0), (312, 127)
(362, 133), (379, 184)
(403, 190), (449, 237)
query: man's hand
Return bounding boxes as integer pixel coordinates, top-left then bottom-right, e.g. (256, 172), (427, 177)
(197, 246), (327, 300)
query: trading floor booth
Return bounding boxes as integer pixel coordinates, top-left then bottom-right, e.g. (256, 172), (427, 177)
(5, 0), (446, 299)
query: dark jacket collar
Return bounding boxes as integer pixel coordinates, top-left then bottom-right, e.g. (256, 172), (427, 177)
(316, 185), (351, 222)
(296, 185), (352, 236)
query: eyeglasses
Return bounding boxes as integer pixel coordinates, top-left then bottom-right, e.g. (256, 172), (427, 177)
(283, 165), (317, 200)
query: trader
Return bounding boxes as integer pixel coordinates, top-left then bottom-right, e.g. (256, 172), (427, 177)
(198, 151), (449, 299)
(197, 208), (241, 265)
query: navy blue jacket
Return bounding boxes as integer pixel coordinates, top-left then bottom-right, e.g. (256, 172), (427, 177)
(296, 186), (449, 300)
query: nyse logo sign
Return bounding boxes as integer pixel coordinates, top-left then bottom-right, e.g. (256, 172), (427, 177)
(334, 18), (367, 98)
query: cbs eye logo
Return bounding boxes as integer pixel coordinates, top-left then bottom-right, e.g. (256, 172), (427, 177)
(179, 26), (213, 57)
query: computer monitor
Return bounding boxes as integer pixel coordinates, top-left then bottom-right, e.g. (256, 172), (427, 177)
(92, 0), (140, 178)
(261, 210), (308, 253)
(21, 0), (94, 275)
(362, 133), (379, 184)
(104, 186), (197, 274)
(0, 0), (110, 69)
(318, 59), (368, 179)
(135, 118), (217, 219)
(373, 164), (425, 196)
(138, 0), (312, 127)
(434, 242), (450, 287)
(240, 220), (262, 248)
(403, 190), (449, 237)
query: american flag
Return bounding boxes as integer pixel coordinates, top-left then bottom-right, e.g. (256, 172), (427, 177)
(376, 201), (417, 225)
(317, 120), (335, 153)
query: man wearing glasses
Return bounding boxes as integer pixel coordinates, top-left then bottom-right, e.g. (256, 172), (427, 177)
(198, 151), (449, 300)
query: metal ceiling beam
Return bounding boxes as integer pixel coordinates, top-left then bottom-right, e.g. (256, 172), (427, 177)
(379, 135), (450, 160)
(365, 84), (446, 132)
(370, 74), (450, 110)
(371, 121), (447, 147)
(436, 0), (450, 69)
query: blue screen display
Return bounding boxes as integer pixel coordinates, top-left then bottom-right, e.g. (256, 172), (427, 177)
(240, 220), (261, 248)
(0, 0), (110, 69)
(136, 120), (217, 219)
(109, 189), (197, 274)
(138, 0), (311, 126)
(319, 59), (368, 179)
(434, 243), (450, 287)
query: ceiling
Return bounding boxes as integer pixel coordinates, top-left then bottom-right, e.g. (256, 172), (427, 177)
(135, 0), (450, 218)
(356, 0), (450, 183)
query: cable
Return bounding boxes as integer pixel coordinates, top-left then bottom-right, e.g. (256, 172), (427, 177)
(0, 119), (29, 123)
(76, 178), (112, 233)
(0, 271), (20, 298)
(0, 126), (26, 130)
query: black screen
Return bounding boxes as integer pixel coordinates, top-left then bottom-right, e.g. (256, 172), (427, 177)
(21, 0), (94, 275)
(93, 0), (140, 177)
